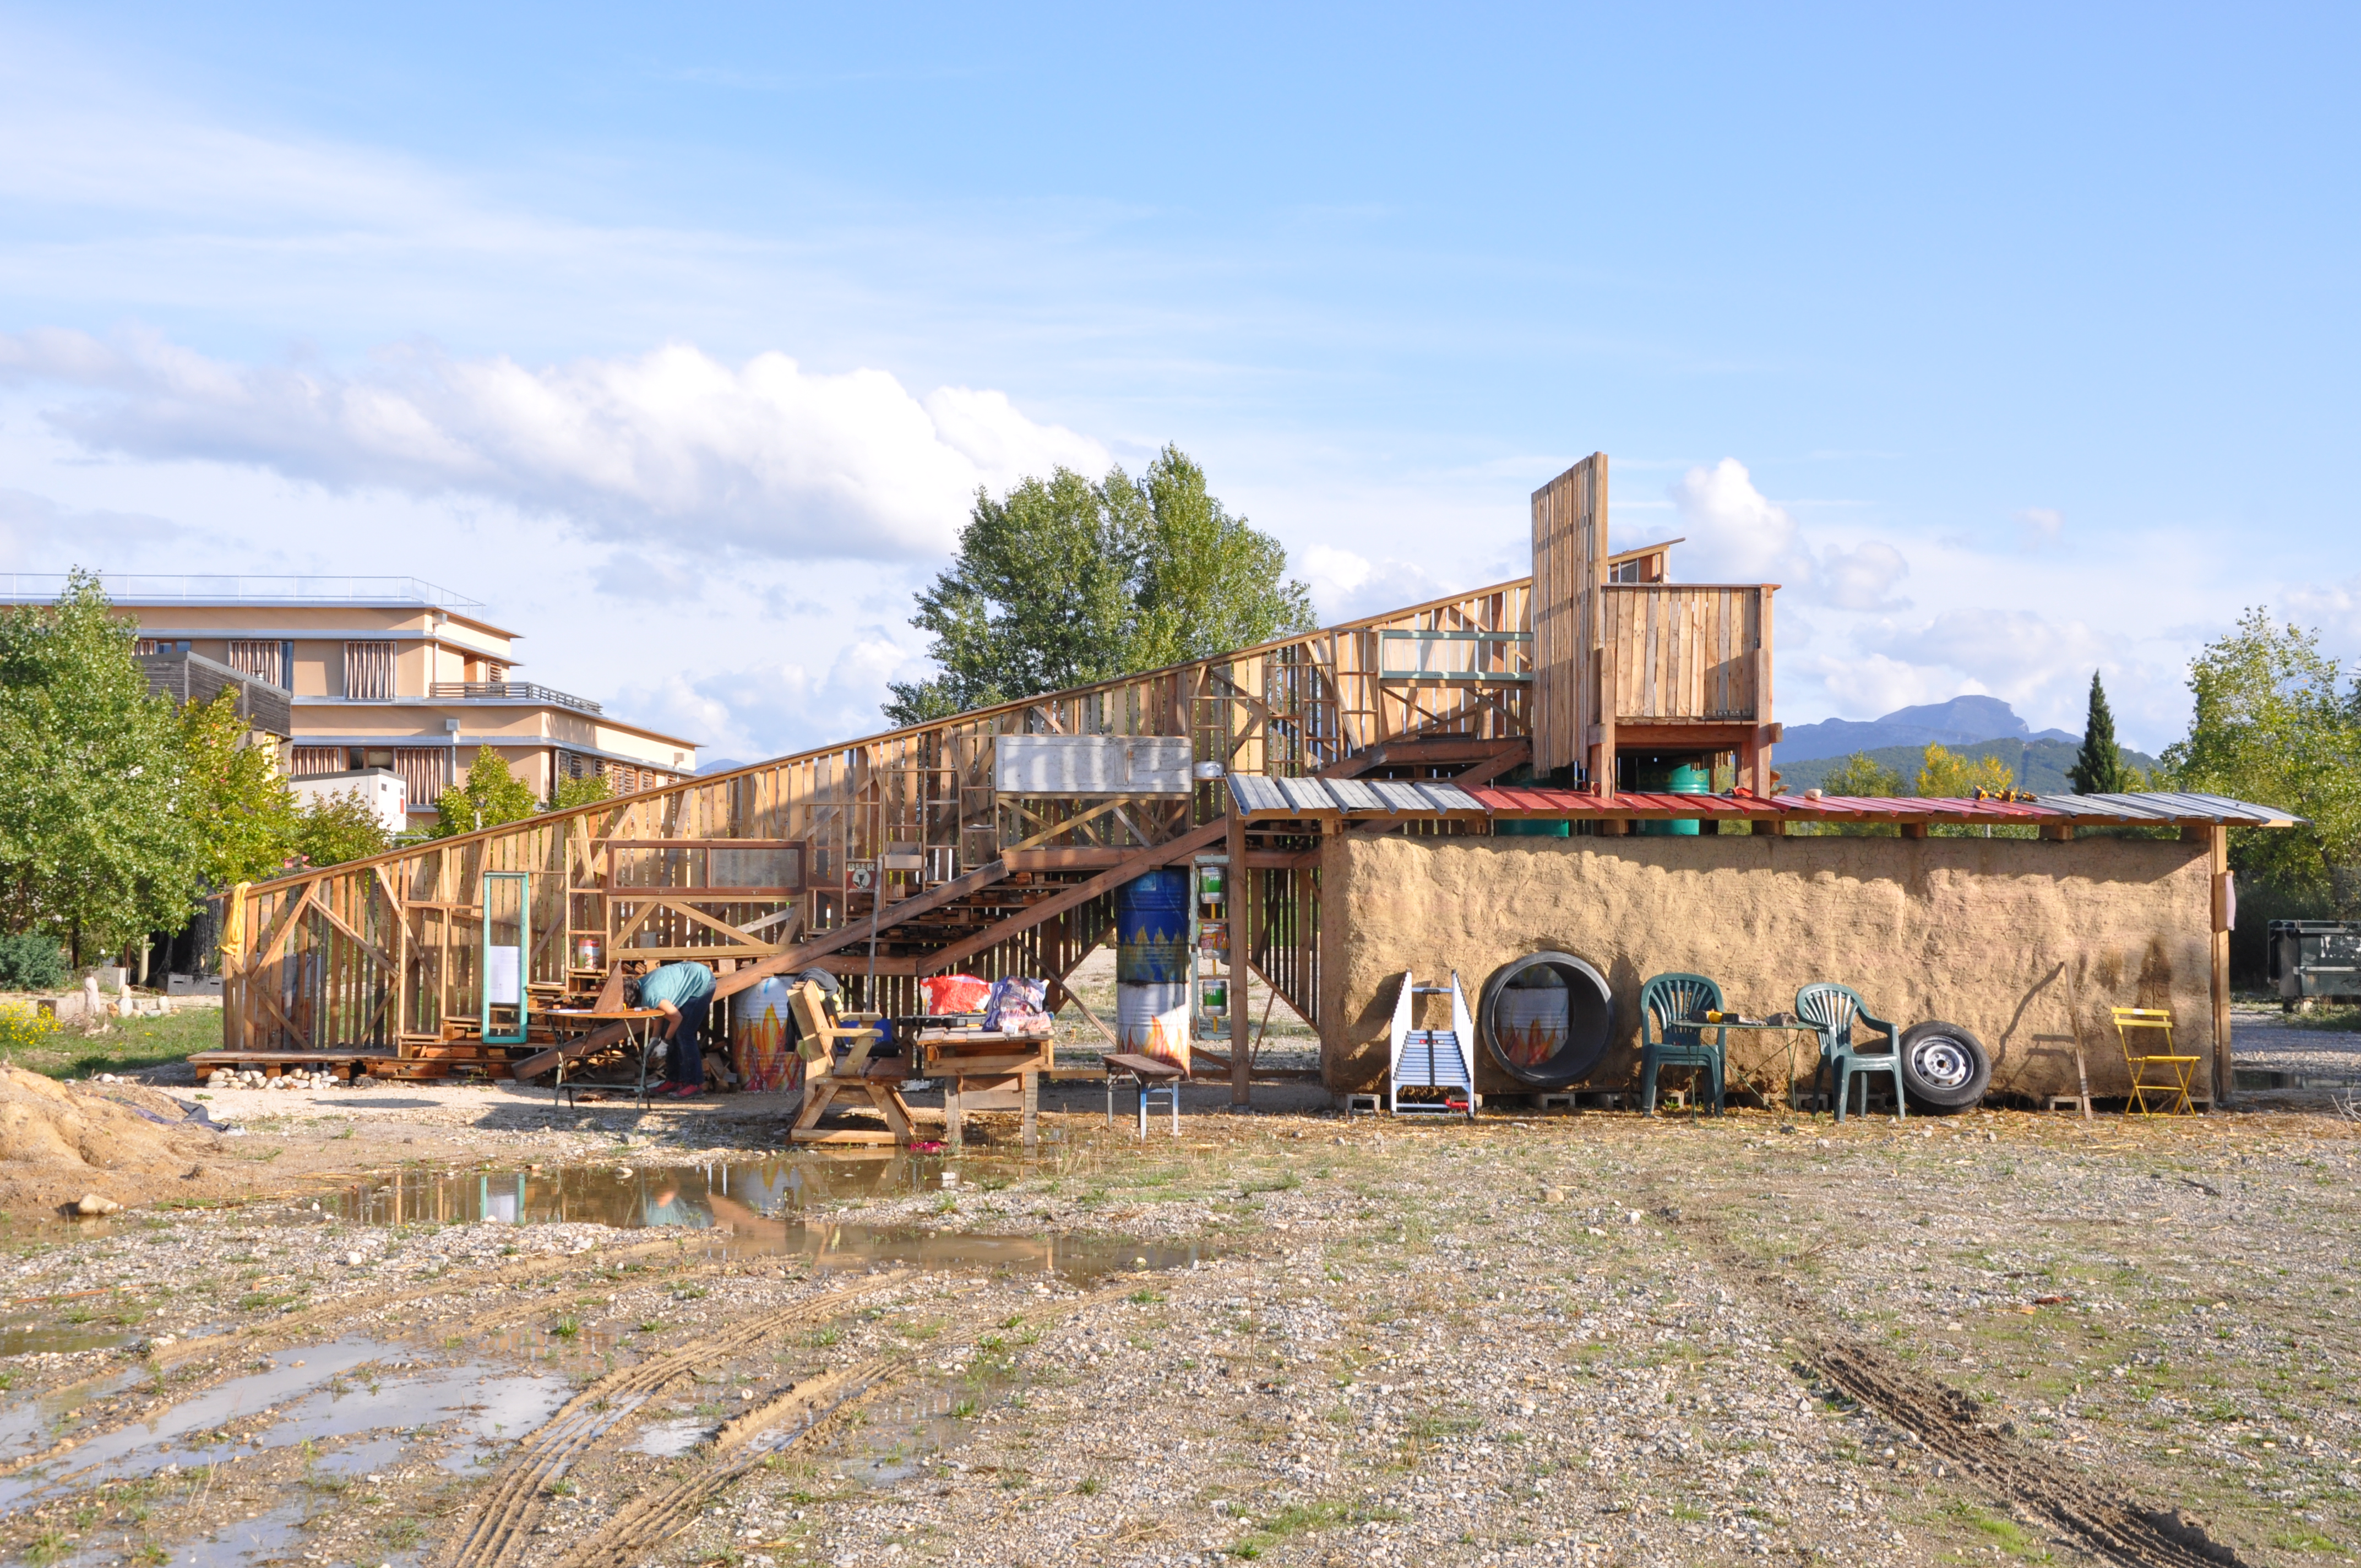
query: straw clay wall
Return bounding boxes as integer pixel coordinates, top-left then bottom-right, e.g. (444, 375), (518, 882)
(1319, 832), (2217, 1104)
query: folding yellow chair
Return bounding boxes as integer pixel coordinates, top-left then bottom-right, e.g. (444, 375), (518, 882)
(2112, 1006), (2199, 1115)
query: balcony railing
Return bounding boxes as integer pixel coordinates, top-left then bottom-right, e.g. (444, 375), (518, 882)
(431, 681), (603, 714)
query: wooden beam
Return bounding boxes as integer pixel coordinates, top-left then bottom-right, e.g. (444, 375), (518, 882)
(1228, 802), (1249, 1107)
(2210, 824), (2231, 1107)
(918, 819), (1229, 975)
(710, 858), (1013, 1000)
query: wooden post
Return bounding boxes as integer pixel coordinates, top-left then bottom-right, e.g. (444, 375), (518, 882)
(2211, 823), (2232, 1108)
(1228, 801), (1250, 1107)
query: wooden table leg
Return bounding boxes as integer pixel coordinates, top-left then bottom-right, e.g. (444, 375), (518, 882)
(1021, 1069), (1038, 1150)
(945, 1078), (963, 1153)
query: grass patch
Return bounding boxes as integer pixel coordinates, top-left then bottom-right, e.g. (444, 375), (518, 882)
(6, 1006), (220, 1079)
(1228, 1499), (1402, 1558)
(2273, 1529), (2344, 1553)
(1948, 1503), (2053, 1561)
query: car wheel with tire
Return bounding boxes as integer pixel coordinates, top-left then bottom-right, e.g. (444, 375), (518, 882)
(1898, 1021), (1990, 1113)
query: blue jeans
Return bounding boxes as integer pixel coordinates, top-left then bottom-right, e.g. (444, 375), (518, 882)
(663, 998), (710, 1089)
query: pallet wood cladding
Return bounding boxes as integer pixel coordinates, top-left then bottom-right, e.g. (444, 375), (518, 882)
(1531, 454), (1609, 783)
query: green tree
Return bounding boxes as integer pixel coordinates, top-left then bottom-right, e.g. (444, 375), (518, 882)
(2068, 671), (2131, 794)
(1125, 447), (1315, 671)
(2162, 608), (2360, 902)
(885, 446), (1313, 724)
(181, 689), (300, 885)
(429, 747), (537, 837)
(1792, 752), (1908, 836)
(290, 789), (395, 868)
(1821, 752), (1907, 799)
(1915, 742), (2018, 799)
(550, 772), (614, 812)
(0, 570), (204, 965)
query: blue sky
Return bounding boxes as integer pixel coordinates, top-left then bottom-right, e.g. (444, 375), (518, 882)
(0, 3), (2353, 759)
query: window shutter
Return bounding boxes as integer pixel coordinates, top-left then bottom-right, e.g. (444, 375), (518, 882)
(344, 641), (396, 700)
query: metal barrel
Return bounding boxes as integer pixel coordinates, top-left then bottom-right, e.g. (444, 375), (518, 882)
(1115, 869), (1192, 983)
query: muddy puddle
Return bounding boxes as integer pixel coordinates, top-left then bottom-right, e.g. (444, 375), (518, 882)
(326, 1155), (1208, 1283)
(2, 1156), (1204, 1564)
(0, 1335), (572, 1510)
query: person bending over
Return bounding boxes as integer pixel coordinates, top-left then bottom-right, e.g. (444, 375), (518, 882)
(634, 960), (717, 1098)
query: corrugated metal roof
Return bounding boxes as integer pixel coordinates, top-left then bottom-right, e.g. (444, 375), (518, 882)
(1223, 774), (2303, 827)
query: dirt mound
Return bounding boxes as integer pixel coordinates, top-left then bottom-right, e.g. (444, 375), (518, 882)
(0, 1065), (226, 1218)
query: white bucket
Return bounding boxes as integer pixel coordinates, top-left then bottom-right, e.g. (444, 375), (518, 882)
(1117, 981), (1191, 1070)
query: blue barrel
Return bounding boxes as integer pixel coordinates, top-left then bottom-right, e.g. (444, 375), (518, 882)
(1632, 758), (1711, 836)
(1116, 869), (1192, 983)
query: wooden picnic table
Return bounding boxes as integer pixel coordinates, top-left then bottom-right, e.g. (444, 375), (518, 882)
(917, 1030), (1054, 1151)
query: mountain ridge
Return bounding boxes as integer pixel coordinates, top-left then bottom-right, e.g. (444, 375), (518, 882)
(1778, 694), (2079, 763)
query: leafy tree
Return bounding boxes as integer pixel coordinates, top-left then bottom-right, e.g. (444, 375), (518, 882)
(885, 446), (1314, 724)
(2068, 671), (2131, 794)
(291, 789), (394, 868)
(1125, 447), (1315, 671)
(0, 570), (203, 965)
(180, 689), (300, 886)
(0, 932), (69, 990)
(2162, 608), (2360, 902)
(1915, 743), (2019, 799)
(550, 772), (614, 812)
(1789, 752), (1908, 836)
(429, 747), (537, 837)
(1821, 752), (1907, 799)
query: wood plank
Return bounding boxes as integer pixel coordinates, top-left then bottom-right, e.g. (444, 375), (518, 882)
(918, 818), (1228, 974)
(710, 858), (1014, 1000)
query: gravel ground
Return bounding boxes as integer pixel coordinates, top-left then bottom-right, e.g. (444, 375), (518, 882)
(0, 1023), (2354, 1567)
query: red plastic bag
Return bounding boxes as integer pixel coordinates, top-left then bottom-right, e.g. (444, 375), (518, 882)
(922, 973), (994, 1016)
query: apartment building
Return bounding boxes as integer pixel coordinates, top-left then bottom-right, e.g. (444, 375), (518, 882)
(2, 575), (698, 824)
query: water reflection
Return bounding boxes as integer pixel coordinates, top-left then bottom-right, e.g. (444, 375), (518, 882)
(329, 1156), (929, 1232)
(327, 1157), (1208, 1284)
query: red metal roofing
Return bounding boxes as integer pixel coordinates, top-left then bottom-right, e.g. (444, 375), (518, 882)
(1467, 786), (2062, 821)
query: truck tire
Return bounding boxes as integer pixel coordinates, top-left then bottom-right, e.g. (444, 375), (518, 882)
(1899, 1021), (1990, 1113)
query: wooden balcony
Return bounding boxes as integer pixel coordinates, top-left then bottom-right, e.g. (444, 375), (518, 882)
(1532, 454), (1781, 794)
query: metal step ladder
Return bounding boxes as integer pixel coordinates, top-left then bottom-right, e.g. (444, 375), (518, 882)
(1386, 970), (1477, 1119)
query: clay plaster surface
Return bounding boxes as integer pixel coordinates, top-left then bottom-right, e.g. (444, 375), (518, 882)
(1319, 832), (2215, 1102)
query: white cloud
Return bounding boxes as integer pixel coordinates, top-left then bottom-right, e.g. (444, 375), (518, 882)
(1804, 651), (1973, 719)
(617, 630), (927, 760)
(0, 330), (1109, 563)
(2016, 507), (2064, 551)
(1668, 457), (1910, 610)
(1816, 540), (1911, 612)
(0, 486), (193, 571)
(1297, 544), (1457, 623)
(1669, 458), (1801, 582)
(2283, 573), (2361, 657)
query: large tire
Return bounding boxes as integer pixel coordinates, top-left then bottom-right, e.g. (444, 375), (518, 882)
(1898, 1021), (1990, 1113)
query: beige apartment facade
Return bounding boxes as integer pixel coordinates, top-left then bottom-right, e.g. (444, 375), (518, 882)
(3, 575), (697, 823)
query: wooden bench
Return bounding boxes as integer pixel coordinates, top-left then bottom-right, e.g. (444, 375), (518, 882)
(1104, 1051), (1186, 1136)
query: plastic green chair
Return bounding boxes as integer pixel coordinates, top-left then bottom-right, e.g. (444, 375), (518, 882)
(1795, 982), (1906, 1123)
(1639, 973), (1726, 1117)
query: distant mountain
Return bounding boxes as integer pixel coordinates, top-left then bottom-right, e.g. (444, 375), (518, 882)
(1777, 695), (2077, 763)
(1776, 736), (2161, 796)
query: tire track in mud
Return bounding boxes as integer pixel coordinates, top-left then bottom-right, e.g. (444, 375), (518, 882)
(0, 1238), (715, 1484)
(534, 1281), (1149, 1568)
(1643, 1191), (2244, 1567)
(433, 1271), (912, 1568)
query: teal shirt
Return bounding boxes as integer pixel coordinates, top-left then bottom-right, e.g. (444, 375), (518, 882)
(639, 962), (715, 1009)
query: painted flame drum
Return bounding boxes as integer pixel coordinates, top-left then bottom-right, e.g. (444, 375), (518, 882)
(731, 976), (804, 1095)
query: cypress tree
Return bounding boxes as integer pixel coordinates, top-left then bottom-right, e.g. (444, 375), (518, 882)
(2069, 670), (2129, 794)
